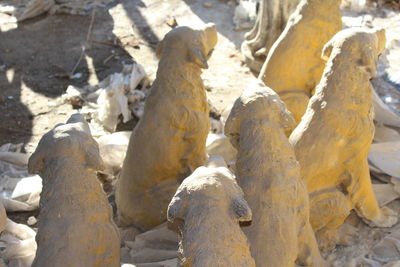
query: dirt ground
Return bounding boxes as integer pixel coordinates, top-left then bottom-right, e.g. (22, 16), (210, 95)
(0, 0), (255, 153)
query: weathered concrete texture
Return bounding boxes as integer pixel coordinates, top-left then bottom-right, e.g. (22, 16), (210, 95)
(0, 203), (6, 233)
(116, 24), (218, 230)
(290, 28), (398, 251)
(28, 114), (120, 267)
(241, 0), (301, 72)
(259, 0), (342, 125)
(225, 82), (327, 267)
(167, 166), (255, 267)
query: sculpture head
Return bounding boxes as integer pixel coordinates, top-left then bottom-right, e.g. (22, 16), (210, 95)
(225, 81), (296, 148)
(167, 166), (252, 223)
(322, 27), (386, 78)
(156, 23), (218, 69)
(28, 114), (104, 175)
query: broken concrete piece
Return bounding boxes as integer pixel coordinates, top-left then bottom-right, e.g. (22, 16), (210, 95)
(96, 72), (131, 132)
(62, 62), (148, 134)
(127, 223), (178, 264)
(259, 0), (342, 125)
(18, 0), (55, 21)
(0, 152), (29, 167)
(97, 131), (131, 175)
(0, 144), (42, 212)
(373, 86), (400, 128)
(167, 166), (255, 267)
(374, 124), (400, 143)
(225, 83), (327, 266)
(290, 28), (397, 251)
(116, 24), (218, 230)
(0, 175), (42, 212)
(372, 184), (399, 207)
(241, 0), (301, 72)
(0, 219), (37, 267)
(28, 114), (120, 267)
(369, 142), (400, 178)
(371, 230), (400, 264)
(206, 133), (237, 166)
(233, 0), (257, 31)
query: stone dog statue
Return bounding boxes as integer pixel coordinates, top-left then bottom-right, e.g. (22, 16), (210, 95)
(225, 83), (327, 267)
(259, 0), (342, 126)
(116, 24), (218, 230)
(167, 166), (255, 267)
(28, 114), (120, 267)
(290, 28), (398, 251)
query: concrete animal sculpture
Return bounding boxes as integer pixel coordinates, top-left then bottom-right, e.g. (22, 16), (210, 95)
(167, 166), (255, 267)
(225, 83), (327, 267)
(290, 28), (398, 251)
(28, 114), (120, 267)
(116, 24), (218, 230)
(259, 0), (342, 125)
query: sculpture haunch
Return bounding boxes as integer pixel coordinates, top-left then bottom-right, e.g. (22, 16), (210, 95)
(28, 114), (120, 267)
(258, 0), (342, 125)
(167, 166), (255, 267)
(116, 24), (218, 230)
(224, 83), (327, 267)
(289, 28), (398, 251)
(241, 0), (301, 72)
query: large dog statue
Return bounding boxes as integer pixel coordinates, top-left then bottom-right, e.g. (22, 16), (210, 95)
(225, 83), (327, 266)
(290, 28), (398, 251)
(29, 114), (120, 267)
(116, 24), (218, 230)
(259, 0), (341, 126)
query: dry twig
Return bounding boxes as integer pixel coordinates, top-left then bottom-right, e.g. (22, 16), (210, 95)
(69, 7), (96, 78)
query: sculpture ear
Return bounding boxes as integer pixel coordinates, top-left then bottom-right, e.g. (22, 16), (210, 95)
(188, 48), (208, 69)
(232, 197), (252, 222)
(167, 196), (185, 223)
(321, 41), (334, 61)
(224, 106), (241, 148)
(28, 150), (45, 175)
(374, 28), (386, 54)
(85, 144), (104, 171)
(156, 40), (164, 58)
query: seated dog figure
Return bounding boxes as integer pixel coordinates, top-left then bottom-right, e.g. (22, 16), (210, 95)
(28, 114), (120, 267)
(259, 0), (342, 126)
(290, 28), (398, 251)
(225, 82), (328, 267)
(167, 166), (255, 267)
(116, 24), (218, 230)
